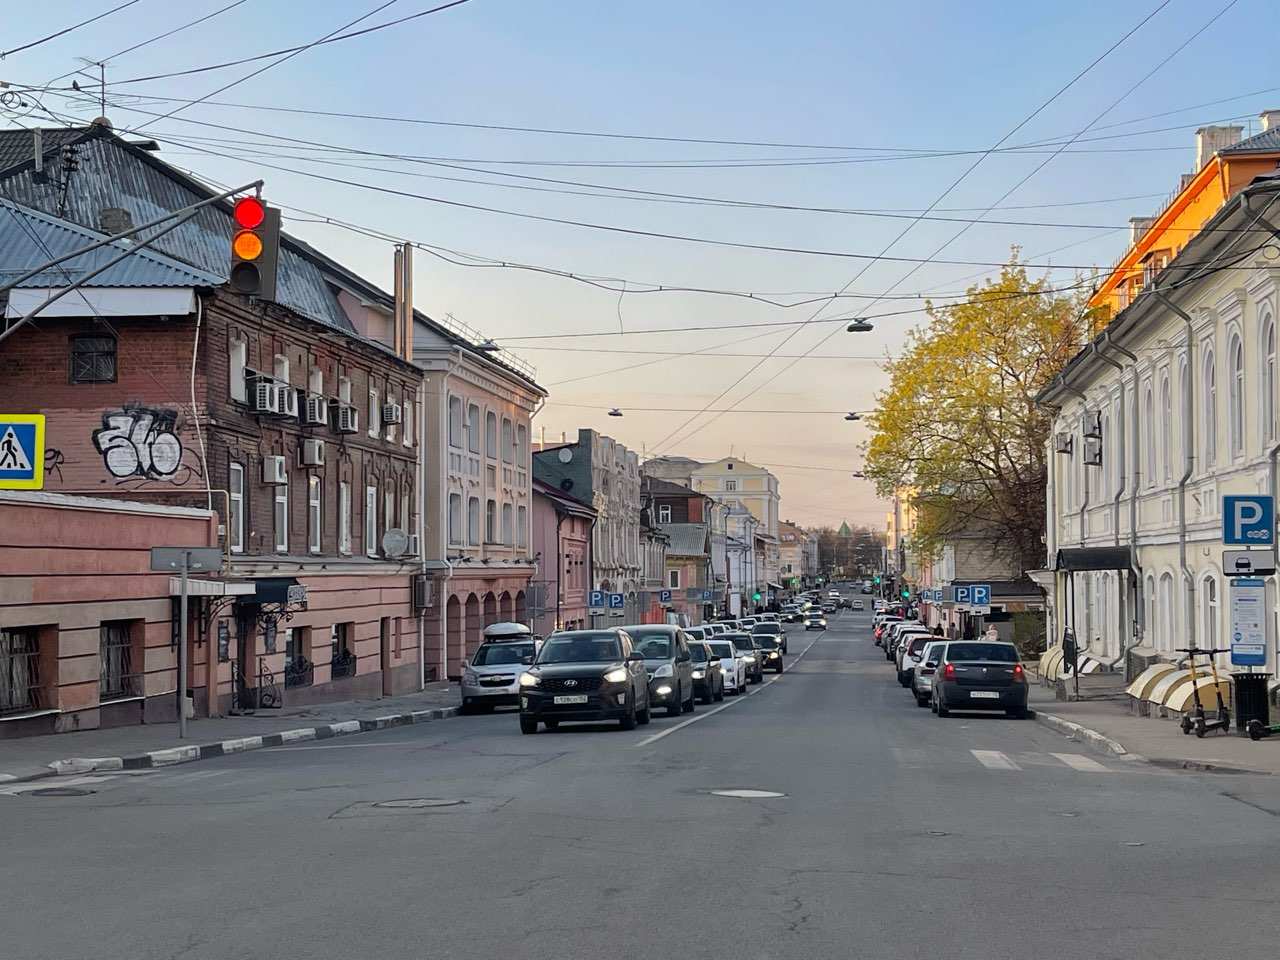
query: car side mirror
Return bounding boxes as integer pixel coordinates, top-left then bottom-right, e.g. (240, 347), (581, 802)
(521, 655), (534, 666)
(925, 660), (938, 669)
(627, 651), (643, 663)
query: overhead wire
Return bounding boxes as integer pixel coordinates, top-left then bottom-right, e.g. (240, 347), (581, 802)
(1, 0), (146, 59)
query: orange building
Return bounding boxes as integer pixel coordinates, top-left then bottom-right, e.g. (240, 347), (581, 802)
(1090, 113), (1280, 323)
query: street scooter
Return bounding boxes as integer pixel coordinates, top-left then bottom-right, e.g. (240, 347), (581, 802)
(1175, 646), (1231, 738)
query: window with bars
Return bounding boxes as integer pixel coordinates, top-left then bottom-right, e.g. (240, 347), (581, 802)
(70, 335), (117, 383)
(0, 627), (41, 716)
(330, 622), (356, 679)
(99, 621), (137, 701)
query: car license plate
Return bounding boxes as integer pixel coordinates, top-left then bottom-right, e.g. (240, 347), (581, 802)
(553, 695), (588, 705)
(970, 690), (1000, 699)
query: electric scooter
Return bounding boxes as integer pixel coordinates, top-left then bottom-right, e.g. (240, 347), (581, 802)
(1175, 646), (1231, 738)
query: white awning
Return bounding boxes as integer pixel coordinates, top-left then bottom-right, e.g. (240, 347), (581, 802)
(169, 577), (255, 598)
(7, 287), (195, 318)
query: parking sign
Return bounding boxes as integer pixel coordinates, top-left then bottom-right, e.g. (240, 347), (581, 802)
(608, 592), (625, 609)
(1223, 495), (1274, 545)
(954, 586), (972, 606)
(588, 590), (606, 610)
(658, 589), (673, 604)
(970, 585), (991, 606)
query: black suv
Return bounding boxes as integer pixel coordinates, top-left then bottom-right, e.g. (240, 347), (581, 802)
(518, 629), (651, 733)
(624, 623), (697, 717)
(753, 634), (784, 673)
(751, 619), (787, 654)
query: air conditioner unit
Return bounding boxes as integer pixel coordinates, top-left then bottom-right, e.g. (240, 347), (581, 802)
(1082, 409), (1102, 439)
(1083, 437), (1103, 467)
(406, 534), (419, 556)
(304, 394), (329, 426)
(336, 404), (359, 434)
(277, 384), (299, 419)
(1054, 432), (1074, 455)
(301, 438), (325, 467)
(263, 454), (287, 484)
(253, 378), (281, 414)
(382, 401), (403, 425)
(412, 573), (433, 610)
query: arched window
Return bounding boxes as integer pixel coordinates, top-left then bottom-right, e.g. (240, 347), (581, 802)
(485, 411), (497, 459)
(1263, 312), (1276, 444)
(1229, 334), (1245, 458)
(1203, 349), (1217, 468)
(501, 418), (514, 464)
(1160, 375), (1172, 482)
(1202, 573), (1218, 650)
(1144, 386), (1155, 487)
(447, 395), (463, 448)
(1178, 359), (1188, 470)
(467, 403), (480, 453)
(1158, 572), (1175, 652)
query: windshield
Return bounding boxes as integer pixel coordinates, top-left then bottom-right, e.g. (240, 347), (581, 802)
(537, 634), (622, 663)
(752, 623), (782, 634)
(730, 635), (756, 651)
(634, 637), (673, 659)
(471, 643), (535, 666)
(708, 642), (735, 659)
(755, 636), (780, 650)
(688, 644), (708, 663)
(946, 643), (1018, 662)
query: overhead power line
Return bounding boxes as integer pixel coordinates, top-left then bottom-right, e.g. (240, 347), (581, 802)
(2, 0), (146, 59)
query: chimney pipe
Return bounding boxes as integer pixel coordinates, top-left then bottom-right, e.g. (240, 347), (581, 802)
(1195, 125), (1243, 169)
(1261, 110), (1280, 133)
(392, 242), (414, 361)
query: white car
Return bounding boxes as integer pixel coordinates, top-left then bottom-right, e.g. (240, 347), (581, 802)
(852, 599), (865, 611)
(707, 638), (748, 695)
(911, 641), (948, 707)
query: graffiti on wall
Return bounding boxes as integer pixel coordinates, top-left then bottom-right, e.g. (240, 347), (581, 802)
(91, 404), (202, 485)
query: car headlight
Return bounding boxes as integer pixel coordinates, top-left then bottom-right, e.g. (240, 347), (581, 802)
(691, 669), (705, 679)
(518, 672), (540, 688)
(602, 667), (628, 683)
(743, 654), (756, 663)
(653, 663), (673, 678)
(463, 670), (478, 684)
(768, 651), (779, 659)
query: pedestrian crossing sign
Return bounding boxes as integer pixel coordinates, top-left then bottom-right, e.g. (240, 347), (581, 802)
(0, 415), (44, 490)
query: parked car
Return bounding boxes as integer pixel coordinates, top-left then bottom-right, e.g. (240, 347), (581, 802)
(518, 629), (651, 733)
(684, 626), (708, 642)
(625, 623), (697, 717)
(754, 634), (784, 673)
(895, 632), (937, 686)
(708, 638), (747, 695)
(805, 611), (827, 631)
(704, 623), (728, 637)
(751, 619), (787, 654)
(852, 599), (865, 611)
(687, 639), (725, 704)
(460, 634), (539, 712)
(889, 624), (929, 663)
(931, 641), (1028, 718)
(873, 616), (902, 647)
(739, 617), (760, 630)
(911, 640), (947, 707)
(726, 632), (764, 683)
(781, 606), (803, 623)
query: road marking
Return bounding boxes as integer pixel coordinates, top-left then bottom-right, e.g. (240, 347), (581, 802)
(1052, 752), (1112, 772)
(261, 739), (429, 752)
(971, 750), (1021, 770)
(634, 633), (823, 747)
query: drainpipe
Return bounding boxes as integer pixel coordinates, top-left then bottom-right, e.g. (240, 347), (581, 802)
(1059, 378), (1088, 654)
(554, 512), (564, 631)
(1101, 328), (1139, 661)
(1155, 292), (1196, 655)
(415, 389), (428, 691)
(438, 361), (456, 680)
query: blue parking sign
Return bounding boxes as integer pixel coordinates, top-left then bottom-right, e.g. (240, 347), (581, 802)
(658, 589), (673, 604)
(588, 590), (606, 609)
(970, 584), (991, 607)
(954, 586), (972, 605)
(608, 592), (625, 609)
(1223, 495), (1274, 545)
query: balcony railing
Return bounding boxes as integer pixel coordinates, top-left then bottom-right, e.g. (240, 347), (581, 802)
(331, 649), (357, 680)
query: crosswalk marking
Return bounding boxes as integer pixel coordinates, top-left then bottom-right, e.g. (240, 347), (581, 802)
(1051, 752), (1111, 772)
(971, 749), (1021, 770)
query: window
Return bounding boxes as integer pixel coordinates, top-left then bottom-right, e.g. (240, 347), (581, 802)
(669, 568), (680, 588)
(501, 503), (513, 545)
(273, 353), (289, 382)
(658, 504), (672, 523)
(1158, 572), (1175, 653)
(274, 478), (289, 553)
(365, 485), (378, 556)
(467, 403), (481, 453)
(1144, 386), (1155, 487)
(1178, 360), (1188, 472)
(448, 396), (463, 448)
(486, 412), (497, 458)
(400, 491), (410, 538)
(0, 627), (41, 715)
(403, 395), (414, 448)
(384, 390), (396, 444)
(308, 476), (321, 554)
(1203, 350), (1217, 467)
(368, 385), (380, 439)
(502, 418), (514, 463)
(448, 493), (463, 545)
(726, 479), (738, 492)
(70, 335), (116, 383)
(228, 462), (245, 554)
(330, 623), (355, 678)
(517, 424), (528, 464)
(308, 367), (323, 395)
(467, 496), (480, 545)
(1160, 375), (1171, 481)
(99, 621), (136, 700)
(1264, 314), (1277, 444)
(339, 481), (351, 554)
(385, 489), (395, 538)
(486, 498), (497, 542)
(229, 338), (247, 401)
(338, 375), (352, 404)
(1230, 334), (1245, 458)
(1202, 574), (1219, 649)
(517, 505), (527, 547)
(1099, 414), (1111, 500)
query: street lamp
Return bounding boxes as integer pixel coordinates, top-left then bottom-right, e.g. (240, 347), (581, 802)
(846, 319), (874, 332)
(607, 408), (623, 417)
(845, 412), (862, 421)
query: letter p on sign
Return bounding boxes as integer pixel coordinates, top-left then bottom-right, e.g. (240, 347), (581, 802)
(1223, 495), (1274, 545)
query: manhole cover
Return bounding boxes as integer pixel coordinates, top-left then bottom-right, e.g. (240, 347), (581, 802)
(372, 798), (466, 809)
(29, 787), (96, 797)
(710, 789), (787, 799)
(925, 829), (949, 837)
(1123, 841), (1145, 847)
(1057, 812), (1080, 818)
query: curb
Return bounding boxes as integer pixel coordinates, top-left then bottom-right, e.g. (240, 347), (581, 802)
(1033, 711), (1129, 756)
(4, 705), (460, 783)
(1143, 756), (1273, 776)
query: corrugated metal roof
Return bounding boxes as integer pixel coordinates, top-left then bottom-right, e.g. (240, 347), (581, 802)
(1221, 128), (1280, 154)
(0, 197), (223, 288)
(660, 523), (710, 557)
(0, 128), (86, 175)
(0, 129), (355, 332)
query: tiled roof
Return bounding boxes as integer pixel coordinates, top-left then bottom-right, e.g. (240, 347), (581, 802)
(660, 522), (709, 557)
(1221, 128), (1280, 155)
(0, 198), (223, 288)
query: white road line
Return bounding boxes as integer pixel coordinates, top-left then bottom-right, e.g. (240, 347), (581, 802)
(1052, 752), (1112, 773)
(261, 739), (429, 752)
(633, 633), (824, 748)
(971, 750), (1021, 770)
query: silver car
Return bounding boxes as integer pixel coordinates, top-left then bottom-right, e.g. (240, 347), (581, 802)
(707, 638), (748, 695)
(460, 638), (538, 712)
(910, 640), (948, 707)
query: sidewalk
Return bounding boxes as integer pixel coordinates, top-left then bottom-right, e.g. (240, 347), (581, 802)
(1028, 683), (1280, 775)
(0, 682), (463, 784)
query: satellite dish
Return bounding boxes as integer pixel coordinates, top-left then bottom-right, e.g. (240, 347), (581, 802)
(558, 447), (573, 463)
(559, 478), (574, 492)
(382, 528), (410, 558)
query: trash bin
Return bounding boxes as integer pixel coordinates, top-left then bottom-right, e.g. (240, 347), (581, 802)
(1232, 673), (1271, 734)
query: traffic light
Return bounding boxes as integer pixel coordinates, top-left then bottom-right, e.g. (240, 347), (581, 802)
(229, 195), (280, 300)
(752, 591), (762, 602)
(901, 588), (911, 599)
(874, 575), (881, 585)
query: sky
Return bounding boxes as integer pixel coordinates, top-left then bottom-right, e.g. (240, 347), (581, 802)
(2, 0), (1277, 529)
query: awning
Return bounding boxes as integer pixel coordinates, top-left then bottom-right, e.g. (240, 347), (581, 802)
(247, 577), (304, 605)
(169, 577), (255, 598)
(1054, 546), (1133, 572)
(767, 581), (782, 590)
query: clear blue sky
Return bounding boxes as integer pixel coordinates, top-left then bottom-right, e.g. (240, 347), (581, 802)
(4, 0), (1275, 526)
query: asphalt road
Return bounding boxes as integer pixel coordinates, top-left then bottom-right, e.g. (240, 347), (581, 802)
(7, 605), (1280, 960)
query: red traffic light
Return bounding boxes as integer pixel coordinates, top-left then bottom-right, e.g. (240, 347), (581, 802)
(233, 196), (265, 230)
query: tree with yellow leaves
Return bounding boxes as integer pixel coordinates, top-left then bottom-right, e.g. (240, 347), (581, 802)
(864, 258), (1092, 573)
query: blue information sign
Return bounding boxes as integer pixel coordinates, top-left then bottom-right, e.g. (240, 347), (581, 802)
(588, 590), (606, 610)
(658, 589), (673, 604)
(970, 584), (991, 607)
